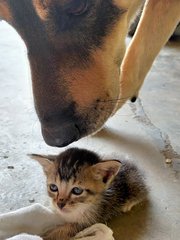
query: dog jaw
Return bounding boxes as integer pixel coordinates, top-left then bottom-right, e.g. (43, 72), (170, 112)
(0, 0), (142, 146)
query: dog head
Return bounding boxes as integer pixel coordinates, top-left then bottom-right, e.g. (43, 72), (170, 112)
(0, 0), (140, 147)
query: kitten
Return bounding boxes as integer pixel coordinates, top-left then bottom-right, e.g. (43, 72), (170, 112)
(30, 148), (148, 240)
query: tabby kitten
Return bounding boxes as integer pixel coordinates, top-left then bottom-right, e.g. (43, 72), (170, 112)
(30, 148), (147, 240)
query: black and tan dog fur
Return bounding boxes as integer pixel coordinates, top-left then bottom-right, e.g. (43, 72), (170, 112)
(0, 0), (180, 147)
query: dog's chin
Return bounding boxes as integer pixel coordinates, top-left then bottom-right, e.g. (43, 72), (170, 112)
(80, 109), (114, 138)
(84, 114), (114, 137)
(88, 125), (105, 137)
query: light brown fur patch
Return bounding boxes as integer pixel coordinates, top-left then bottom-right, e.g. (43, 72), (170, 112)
(0, 1), (12, 22)
(33, 0), (49, 20)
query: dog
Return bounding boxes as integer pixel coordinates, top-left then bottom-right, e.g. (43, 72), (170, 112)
(0, 0), (179, 147)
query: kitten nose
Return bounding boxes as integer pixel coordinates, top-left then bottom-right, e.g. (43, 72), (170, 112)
(58, 202), (66, 209)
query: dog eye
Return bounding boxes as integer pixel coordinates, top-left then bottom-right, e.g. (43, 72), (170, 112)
(66, 0), (88, 16)
(71, 187), (84, 195)
(49, 184), (58, 192)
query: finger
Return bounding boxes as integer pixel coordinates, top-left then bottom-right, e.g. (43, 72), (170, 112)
(74, 224), (113, 238)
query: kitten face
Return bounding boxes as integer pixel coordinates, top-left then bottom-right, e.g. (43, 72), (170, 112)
(30, 148), (121, 223)
(46, 169), (102, 222)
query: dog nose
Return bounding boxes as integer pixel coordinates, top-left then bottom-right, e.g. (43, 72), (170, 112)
(41, 123), (80, 147)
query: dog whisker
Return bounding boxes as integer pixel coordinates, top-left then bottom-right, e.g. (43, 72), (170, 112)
(98, 96), (134, 104)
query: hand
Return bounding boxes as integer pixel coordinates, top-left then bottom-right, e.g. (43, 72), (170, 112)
(73, 224), (114, 240)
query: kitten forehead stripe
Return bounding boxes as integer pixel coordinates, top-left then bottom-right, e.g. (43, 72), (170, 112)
(57, 148), (100, 181)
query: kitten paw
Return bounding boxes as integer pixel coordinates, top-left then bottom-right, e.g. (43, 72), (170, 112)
(73, 224), (114, 240)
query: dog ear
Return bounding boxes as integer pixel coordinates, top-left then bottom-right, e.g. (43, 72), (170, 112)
(91, 160), (121, 184)
(28, 154), (56, 175)
(33, 0), (50, 20)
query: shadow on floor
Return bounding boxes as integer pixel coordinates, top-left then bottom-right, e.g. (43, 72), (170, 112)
(109, 201), (150, 240)
(94, 127), (158, 159)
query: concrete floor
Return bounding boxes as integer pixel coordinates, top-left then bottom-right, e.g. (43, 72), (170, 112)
(0, 21), (180, 240)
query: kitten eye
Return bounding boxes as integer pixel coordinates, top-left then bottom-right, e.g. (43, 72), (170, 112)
(49, 184), (58, 192)
(66, 0), (88, 16)
(71, 187), (84, 195)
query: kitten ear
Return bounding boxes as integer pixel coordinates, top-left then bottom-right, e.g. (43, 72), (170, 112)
(28, 154), (56, 174)
(91, 160), (121, 184)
